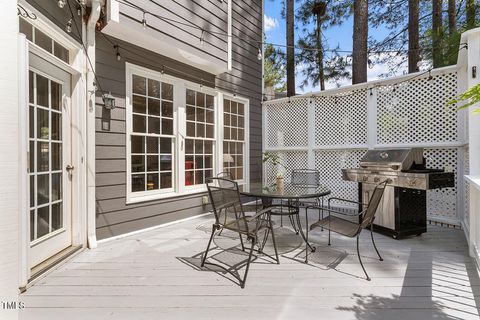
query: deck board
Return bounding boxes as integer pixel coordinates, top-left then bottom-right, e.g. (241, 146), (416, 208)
(20, 214), (480, 320)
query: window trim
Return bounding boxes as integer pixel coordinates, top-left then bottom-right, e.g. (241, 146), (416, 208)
(220, 94), (250, 190)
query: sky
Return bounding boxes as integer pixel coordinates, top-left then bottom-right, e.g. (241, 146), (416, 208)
(263, 1), (409, 93)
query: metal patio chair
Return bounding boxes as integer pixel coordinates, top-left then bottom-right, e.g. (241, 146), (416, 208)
(306, 180), (388, 281)
(275, 169), (322, 232)
(202, 177), (279, 288)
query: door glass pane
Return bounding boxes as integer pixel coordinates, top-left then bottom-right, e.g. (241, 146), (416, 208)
(37, 142), (49, 172)
(34, 29), (52, 53)
(51, 203), (63, 231)
(37, 109), (49, 139)
(37, 174), (49, 205)
(51, 173), (62, 201)
(51, 143), (62, 171)
(19, 18), (33, 41)
(36, 75), (49, 107)
(51, 81), (61, 111)
(30, 210), (35, 241)
(29, 71), (34, 104)
(51, 112), (62, 140)
(37, 206), (49, 238)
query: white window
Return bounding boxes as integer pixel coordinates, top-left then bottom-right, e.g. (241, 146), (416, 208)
(223, 98), (246, 182)
(126, 63), (248, 203)
(185, 89), (215, 187)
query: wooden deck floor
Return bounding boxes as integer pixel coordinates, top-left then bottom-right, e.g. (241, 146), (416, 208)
(20, 214), (480, 320)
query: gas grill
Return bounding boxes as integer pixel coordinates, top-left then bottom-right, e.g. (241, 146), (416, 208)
(342, 148), (454, 238)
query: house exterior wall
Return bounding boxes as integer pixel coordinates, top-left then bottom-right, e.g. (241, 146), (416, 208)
(94, 0), (263, 239)
(25, 0), (82, 42)
(0, 2), (20, 318)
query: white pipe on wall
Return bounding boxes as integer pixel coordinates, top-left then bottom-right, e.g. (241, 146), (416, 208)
(86, 0), (103, 249)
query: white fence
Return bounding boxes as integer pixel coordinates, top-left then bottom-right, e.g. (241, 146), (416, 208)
(263, 65), (469, 227)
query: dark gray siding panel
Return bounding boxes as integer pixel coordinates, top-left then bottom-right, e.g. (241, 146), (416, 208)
(118, 0), (228, 63)
(217, 0), (263, 182)
(95, 0), (263, 239)
(25, 0), (82, 43)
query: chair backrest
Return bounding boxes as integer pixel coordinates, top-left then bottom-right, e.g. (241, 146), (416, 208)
(206, 177), (248, 232)
(217, 171), (233, 180)
(291, 169), (320, 186)
(360, 180), (388, 229)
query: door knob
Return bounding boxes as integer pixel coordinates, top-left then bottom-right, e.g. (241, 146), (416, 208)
(66, 164), (75, 172)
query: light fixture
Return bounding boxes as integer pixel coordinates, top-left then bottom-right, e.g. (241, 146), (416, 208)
(66, 19), (72, 33)
(257, 47), (262, 60)
(102, 92), (116, 109)
(428, 69), (433, 81)
(114, 45), (121, 61)
(199, 29), (205, 46)
(58, 0), (66, 8)
(142, 11), (147, 30)
(77, 6), (82, 16)
(79, 0), (86, 5)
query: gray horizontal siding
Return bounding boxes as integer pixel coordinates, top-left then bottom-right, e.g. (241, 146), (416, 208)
(26, 0), (82, 43)
(119, 0), (228, 63)
(95, 0), (263, 240)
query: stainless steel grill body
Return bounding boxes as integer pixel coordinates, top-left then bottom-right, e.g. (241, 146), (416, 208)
(341, 148), (454, 238)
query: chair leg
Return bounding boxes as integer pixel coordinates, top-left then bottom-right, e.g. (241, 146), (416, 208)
(268, 216), (280, 264)
(305, 207), (309, 263)
(328, 229), (331, 246)
(371, 224), (383, 261)
(239, 232), (245, 251)
(201, 225), (216, 267)
(241, 238), (256, 288)
(357, 234), (371, 281)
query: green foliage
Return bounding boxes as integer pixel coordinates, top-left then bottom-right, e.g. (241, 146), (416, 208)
(262, 152), (286, 177)
(449, 83), (480, 114)
(264, 43), (287, 92)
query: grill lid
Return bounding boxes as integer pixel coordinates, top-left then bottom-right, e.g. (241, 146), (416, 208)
(359, 148), (424, 171)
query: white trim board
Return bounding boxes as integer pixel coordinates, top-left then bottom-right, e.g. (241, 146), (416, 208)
(97, 212), (213, 245)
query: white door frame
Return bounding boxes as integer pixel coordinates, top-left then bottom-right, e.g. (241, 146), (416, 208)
(18, 1), (87, 288)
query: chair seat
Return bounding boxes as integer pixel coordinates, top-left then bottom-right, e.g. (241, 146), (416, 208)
(224, 218), (270, 236)
(310, 215), (360, 238)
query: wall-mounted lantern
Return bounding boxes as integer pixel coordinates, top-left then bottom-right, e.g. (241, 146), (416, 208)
(102, 92), (116, 109)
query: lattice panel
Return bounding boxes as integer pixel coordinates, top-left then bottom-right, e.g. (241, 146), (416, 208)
(264, 151), (308, 185)
(314, 89), (368, 146)
(314, 149), (367, 206)
(377, 72), (458, 144)
(265, 99), (309, 148)
(464, 147), (470, 226)
(424, 148), (458, 220)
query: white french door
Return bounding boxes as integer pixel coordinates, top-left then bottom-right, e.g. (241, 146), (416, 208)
(28, 52), (72, 268)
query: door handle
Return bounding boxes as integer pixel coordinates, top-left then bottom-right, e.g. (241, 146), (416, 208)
(66, 164), (75, 173)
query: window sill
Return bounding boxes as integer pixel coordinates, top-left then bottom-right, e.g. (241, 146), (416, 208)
(126, 187), (208, 204)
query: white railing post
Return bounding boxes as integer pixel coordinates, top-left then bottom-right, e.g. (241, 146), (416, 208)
(366, 87), (377, 149)
(307, 96), (316, 169)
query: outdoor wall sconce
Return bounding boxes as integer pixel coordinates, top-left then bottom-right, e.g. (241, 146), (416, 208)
(102, 92), (116, 109)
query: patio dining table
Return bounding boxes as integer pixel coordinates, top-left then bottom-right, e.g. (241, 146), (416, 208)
(240, 183), (331, 252)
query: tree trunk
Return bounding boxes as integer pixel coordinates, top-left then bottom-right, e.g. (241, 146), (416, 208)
(352, 0), (368, 84)
(316, 15), (325, 91)
(466, 0), (476, 29)
(408, 0), (420, 73)
(448, 0), (456, 34)
(432, 0), (443, 68)
(286, 0), (295, 96)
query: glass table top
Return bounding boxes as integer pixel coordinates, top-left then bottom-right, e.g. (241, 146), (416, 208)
(242, 183), (331, 199)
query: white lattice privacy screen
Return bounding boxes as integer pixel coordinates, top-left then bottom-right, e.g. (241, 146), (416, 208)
(263, 66), (469, 226)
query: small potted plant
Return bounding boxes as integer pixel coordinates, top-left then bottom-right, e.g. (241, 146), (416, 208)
(262, 152), (286, 191)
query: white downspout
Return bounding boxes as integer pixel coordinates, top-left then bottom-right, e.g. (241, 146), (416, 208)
(86, 0), (103, 249)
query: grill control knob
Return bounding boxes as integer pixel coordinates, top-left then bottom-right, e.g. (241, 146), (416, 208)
(362, 176), (368, 182)
(374, 177), (380, 183)
(408, 178), (417, 186)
